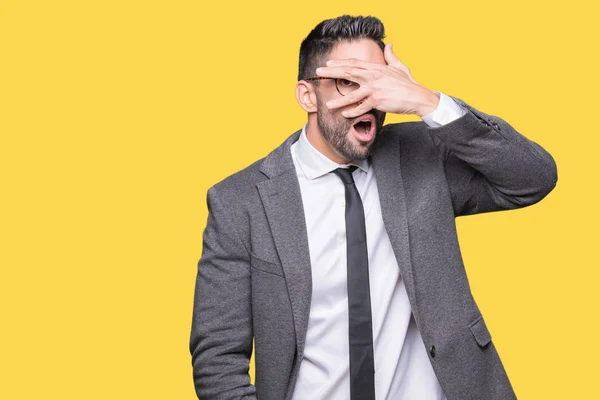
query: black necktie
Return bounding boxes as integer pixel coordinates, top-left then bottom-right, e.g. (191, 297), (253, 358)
(332, 165), (376, 400)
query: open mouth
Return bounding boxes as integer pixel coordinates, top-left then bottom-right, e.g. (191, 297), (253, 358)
(351, 114), (376, 143)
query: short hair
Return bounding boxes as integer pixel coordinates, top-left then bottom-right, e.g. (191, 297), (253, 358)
(298, 15), (386, 82)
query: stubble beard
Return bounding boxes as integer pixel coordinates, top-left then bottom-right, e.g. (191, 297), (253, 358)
(316, 97), (383, 162)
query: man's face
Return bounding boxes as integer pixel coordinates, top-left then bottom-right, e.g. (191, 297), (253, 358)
(315, 39), (387, 162)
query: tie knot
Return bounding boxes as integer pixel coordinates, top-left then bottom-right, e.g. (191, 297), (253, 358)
(332, 165), (358, 184)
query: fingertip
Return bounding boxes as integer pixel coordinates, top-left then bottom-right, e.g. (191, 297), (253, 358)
(384, 43), (393, 58)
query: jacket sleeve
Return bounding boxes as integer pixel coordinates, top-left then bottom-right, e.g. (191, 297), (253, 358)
(189, 186), (257, 399)
(428, 95), (558, 217)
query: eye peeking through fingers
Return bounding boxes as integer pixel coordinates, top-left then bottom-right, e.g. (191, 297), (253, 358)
(335, 78), (360, 96)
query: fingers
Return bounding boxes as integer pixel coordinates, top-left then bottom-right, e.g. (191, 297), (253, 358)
(325, 58), (385, 71)
(384, 43), (417, 84)
(384, 43), (407, 71)
(315, 65), (371, 82)
(341, 99), (373, 119)
(325, 87), (370, 110)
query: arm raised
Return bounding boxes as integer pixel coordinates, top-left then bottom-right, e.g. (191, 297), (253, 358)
(429, 95), (558, 217)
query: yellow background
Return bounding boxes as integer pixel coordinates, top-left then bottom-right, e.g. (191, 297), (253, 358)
(1, 0), (598, 398)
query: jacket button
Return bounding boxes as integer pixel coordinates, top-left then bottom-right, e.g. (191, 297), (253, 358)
(429, 345), (436, 358)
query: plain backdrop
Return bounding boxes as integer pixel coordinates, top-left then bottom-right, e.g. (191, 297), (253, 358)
(1, 1), (598, 398)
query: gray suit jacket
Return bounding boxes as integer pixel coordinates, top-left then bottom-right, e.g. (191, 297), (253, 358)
(189, 95), (558, 400)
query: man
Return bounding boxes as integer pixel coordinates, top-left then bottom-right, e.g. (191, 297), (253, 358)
(189, 15), (557, 400)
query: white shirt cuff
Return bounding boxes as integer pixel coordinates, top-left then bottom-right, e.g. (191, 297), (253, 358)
(421, 91), (468, 127)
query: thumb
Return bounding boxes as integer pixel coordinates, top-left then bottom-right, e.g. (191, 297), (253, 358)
(385, 43), (417, 83)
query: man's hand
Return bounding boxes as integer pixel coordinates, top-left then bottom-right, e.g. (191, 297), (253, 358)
(315, 43), (440, 118)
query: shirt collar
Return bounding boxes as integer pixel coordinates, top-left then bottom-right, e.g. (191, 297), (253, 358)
(295, 124), (370, 180)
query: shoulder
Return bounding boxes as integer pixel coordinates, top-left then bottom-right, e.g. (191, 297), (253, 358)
(377, 120), (437, 148)
(208, 156), (268, 204)
(208, 129), (300, 202)
(374, 120), (447, 168)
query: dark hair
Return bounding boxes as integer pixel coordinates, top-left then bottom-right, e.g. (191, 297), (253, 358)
(298, 15), (386, 82)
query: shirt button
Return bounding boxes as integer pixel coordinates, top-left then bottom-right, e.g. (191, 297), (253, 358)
(429, 345), (436, 358)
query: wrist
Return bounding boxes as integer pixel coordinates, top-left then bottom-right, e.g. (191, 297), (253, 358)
(415, 90), (440, 117)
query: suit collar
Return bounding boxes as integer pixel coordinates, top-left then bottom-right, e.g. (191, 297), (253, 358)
(258, 129), (300, 179)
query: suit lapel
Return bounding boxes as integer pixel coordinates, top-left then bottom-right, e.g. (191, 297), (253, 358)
(257, 130), (313, 360)
(371, 135), (418, 313)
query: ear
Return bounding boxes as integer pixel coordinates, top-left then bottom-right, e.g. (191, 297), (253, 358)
(296, 80), (318, 113)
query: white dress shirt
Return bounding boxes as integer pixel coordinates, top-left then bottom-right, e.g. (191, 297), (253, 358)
(289, 92), (466, 400)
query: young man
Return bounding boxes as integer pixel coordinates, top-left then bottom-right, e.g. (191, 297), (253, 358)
(189, 15), (557, 400)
